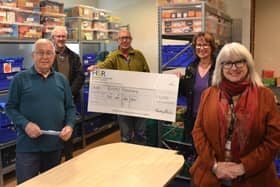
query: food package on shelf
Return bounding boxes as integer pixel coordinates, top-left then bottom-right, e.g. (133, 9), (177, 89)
(0, 0), (17, 7)
(107, 15), (120, 23)
(81, 30), (93, 40)
(93, 31), (108, 40)
(17, 0), (40, 11)
(18, 24), (42, 39)
(40, 0), (64, 14)
(92, 21), (107, 30)
(0, 9), (16, 23)
(41, 15), (65, 27)
(108, 22), (119, 30)
(108, 31), (118, 41)
(206, 15), (218, 33)
(66, 18), (92, 30)
(67, 28), (78, 40)
(163, 19), (193, 34)
(93, 9), (108, 21)
(16, 11), (40, 24)
(0, 23), (18, 38)
(193, 20), (202, 32)
(66, 5), (93, 19)
(42, 26), (52, 38)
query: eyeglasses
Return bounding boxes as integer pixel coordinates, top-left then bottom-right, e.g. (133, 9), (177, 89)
(118, 36), (131, 41)
(54, 35), (66, 39)
(35, 50), (55, 57)
(195, 43), (210, 49)
(222, 59), (246, 69)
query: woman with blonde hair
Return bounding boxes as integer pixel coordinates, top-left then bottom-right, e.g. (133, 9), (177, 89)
(190, 42), (280, 187)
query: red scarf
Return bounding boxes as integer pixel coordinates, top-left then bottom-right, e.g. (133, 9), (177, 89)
(218, 79), (258, 161)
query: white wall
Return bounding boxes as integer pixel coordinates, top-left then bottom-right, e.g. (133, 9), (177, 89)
(254, 0), (280, 76)
(97, 0), (158, 73)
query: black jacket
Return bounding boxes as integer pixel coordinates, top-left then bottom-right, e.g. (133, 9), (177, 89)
(178, 58), (215, 132)
(53, 46), (85, 102)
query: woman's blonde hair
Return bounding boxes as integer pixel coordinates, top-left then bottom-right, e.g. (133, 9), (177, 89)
(212, 42), (263, 87)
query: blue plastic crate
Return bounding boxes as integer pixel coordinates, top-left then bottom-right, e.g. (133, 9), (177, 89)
(0, 57), (24, 73)
(177, 96), (187, 106)
(0, 127), (17, 143)
(83, 54), (97, 66)
(275, 159), (280, 179)
(0, 72), (18, 91)
(162, 45), (195, 67)
(0, 102), (12, 128)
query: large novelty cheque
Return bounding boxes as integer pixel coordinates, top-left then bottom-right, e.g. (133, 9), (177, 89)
(88, 69), (179, 122)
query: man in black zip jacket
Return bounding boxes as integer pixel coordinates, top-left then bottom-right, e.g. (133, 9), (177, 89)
(51, 26), (85, 160)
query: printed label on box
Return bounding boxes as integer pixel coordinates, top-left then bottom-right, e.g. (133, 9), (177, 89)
(3, 63), (12, 73)
(29, 29), (36, 33)
(25, 2), (33, 7)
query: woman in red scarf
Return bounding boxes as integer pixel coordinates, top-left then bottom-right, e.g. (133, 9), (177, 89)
(190, 42), (280, 187)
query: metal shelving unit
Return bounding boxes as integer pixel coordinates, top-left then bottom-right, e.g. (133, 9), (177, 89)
(0, 140), (16, 186)
(158, 1), (232, 180)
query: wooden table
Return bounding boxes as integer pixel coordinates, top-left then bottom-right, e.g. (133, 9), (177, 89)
(18, 142), (184, 187)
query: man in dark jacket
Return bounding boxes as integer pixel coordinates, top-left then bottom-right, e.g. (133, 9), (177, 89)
(51, 26), (85, 160)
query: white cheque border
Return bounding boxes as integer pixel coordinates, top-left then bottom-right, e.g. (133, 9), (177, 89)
(88, 69), (179, 122)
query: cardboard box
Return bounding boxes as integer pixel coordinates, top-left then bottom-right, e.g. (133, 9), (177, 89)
(93, 21), (108, 30)
(66, 19), (92, 30)
(40, 0), (64, 14)
(93, 31), (107, 40)
(0, 9), (16, 23)
(16, 11), (40, 24)
(0, 23), (18, 39)
(18, 25), (42, 39)
(263, 78), (276, 87)
(17, 0), (40, 11)
(262, 70), (274, 78)
(276, 77), (280, 87)
(0, 0), (16, 7)
(66, 5), (93, 18)
(41, 15), (65, 27)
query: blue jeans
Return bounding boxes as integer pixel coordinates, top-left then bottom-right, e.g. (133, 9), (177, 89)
(118, 115), (147, 145)
(16, 150), (62, 184)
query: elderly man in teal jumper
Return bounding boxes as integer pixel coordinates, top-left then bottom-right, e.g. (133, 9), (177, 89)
(5, 39), (76, 184)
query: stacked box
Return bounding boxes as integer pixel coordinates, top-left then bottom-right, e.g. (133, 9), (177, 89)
(0, 57), (23, 73)
(0, 72), (17, 90)
(67, 28), (78, 40)
(40, 0), (64, 14)
(93, 31), (107, 40)
(66, 18), (92, 30)
(41, 15), (64, 27)
(66, 5), (93, 18)
(0, 23), (18, 38)
(162, 45), (195, 67)
(0, 0), (17, 7)
(17, 0), (40, 11)
(108, 31), (118, 41)
(108, 22), (119, 30)
(0, 102), (11, 127)
(263, 78), (276, 87)
(93, 9), (107, 21)
(18, 24), (42, 39)
(83, 54), (97, 78)
(93, 21), (107, 30)
(0, 8), (16, 23)
(16, 11), (40, 24)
